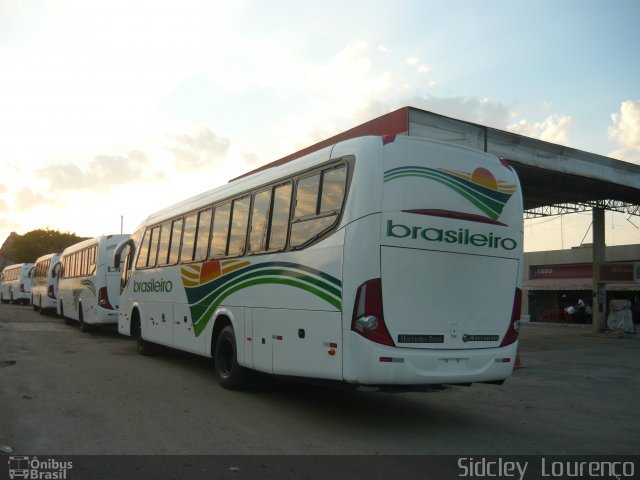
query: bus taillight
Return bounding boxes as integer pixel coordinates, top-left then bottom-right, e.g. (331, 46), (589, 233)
(351, 278), (395, 347)
(47, 285), (56, 300)
(500, 287), (522, 347)
(382, 134), (397, 145)
(98, 287), (114, 310)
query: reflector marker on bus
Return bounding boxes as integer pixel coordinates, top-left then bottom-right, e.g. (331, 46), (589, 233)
(379, 357), (404, 363)
(495, 357), (512, 363)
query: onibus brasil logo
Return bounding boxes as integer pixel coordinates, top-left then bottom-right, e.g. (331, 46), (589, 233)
(180, 259), (342, 337)
(384, 166), (516, 222)
(8, 456), (72, 479)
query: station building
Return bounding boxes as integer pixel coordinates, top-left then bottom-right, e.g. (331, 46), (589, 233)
(522, 244), (640, 324)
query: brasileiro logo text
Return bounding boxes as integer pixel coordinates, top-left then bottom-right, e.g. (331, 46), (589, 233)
(386, 220), (518, 251)
(133, 278), (173, 293)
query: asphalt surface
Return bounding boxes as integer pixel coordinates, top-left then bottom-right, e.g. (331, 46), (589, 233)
(1, 303), (639, 458)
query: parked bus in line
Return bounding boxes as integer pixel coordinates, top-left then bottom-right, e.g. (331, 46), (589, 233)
(56, 234), (129, 332)
(0, 263), (34, 305)
(31, 253), (61, 314)
(114, 135), (523, 390)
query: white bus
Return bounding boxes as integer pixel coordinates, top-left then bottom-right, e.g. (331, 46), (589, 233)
(0, 263), (34, 305)
(114, 135), (523, 390)
(56, 235), (129, 331)
(31, 253), (61, 313)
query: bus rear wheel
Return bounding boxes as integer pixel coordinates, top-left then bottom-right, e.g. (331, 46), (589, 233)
(79, 307), (91, 333)
(214, 325), (249, 390)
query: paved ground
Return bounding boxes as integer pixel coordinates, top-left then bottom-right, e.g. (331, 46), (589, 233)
(1, 303), (639, 458)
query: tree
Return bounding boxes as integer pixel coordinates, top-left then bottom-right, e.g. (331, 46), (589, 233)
(1, 229), (88, 264)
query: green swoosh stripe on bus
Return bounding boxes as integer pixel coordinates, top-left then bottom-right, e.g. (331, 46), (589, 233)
(384, 167), (511, 220)
(188, 267), (341, 306)
(185, 261), (341, 301)
(182, 262), (342, 337)
(190, 277), (341, 336)
(80, 279), (96, 297)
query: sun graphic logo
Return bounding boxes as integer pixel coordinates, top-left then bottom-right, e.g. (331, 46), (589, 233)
(383, 165), (516, 221)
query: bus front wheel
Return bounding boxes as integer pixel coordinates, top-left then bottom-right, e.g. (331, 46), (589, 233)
(214, 325), (249, 390)
(132, 314), (158, 355)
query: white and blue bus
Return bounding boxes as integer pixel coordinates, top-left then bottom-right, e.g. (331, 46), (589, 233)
(56, 235), (129, 331)
(114, 135), (523, 389)
(31, 253), (61, 314)
(0, 263), (34, 305)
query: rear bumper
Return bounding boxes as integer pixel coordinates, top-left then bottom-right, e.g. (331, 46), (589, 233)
(343, 333), (518, 385)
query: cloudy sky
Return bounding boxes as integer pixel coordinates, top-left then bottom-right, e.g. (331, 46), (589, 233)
(0, 0), (639, 252)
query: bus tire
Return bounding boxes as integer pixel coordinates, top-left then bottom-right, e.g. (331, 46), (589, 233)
(132, 313), (158, 355)
(79, 306), (91, 333)
(214, 325), (249, 390)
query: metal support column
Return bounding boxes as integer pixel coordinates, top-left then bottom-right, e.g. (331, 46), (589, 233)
(592, 207), (606, 332)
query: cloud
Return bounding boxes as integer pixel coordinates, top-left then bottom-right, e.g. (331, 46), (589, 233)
(168, 126), (231, 171)
(608, 100), (640, 164)
(608, 148), (640, 164)
(406, 57), (431, 74)
(14, 188), (49, 211)
(408, 95), (515, 130)
(38, 163), (85, 190)
(38, 150), (160, 191)
(609, 100), (640, 148)
(507, 114), (572, 144)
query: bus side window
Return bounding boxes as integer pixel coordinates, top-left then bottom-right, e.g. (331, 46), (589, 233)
(89, 246), (97, 275)
(181, 214), (198, 263)
(290, 165), (346, 248)
(267, 183), (292, 251)
(294, 174), (320, 218)
(136, 229), (152, 269)
(80, 249), (87, 277)
(148, 226), (161, 267)
(248, 189), (271, 254)
(210, 203), (231, 258)
(157, 221), (172, 266)
(228, 196), (250, 257)
(194, 208), (213, 261)
(320, 165), (346, 213)
(168, 218), (183, 265)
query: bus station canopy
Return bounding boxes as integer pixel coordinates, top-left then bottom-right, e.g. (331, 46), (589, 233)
(236, 106), (640, 332)
(238, 106), (640, 219)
